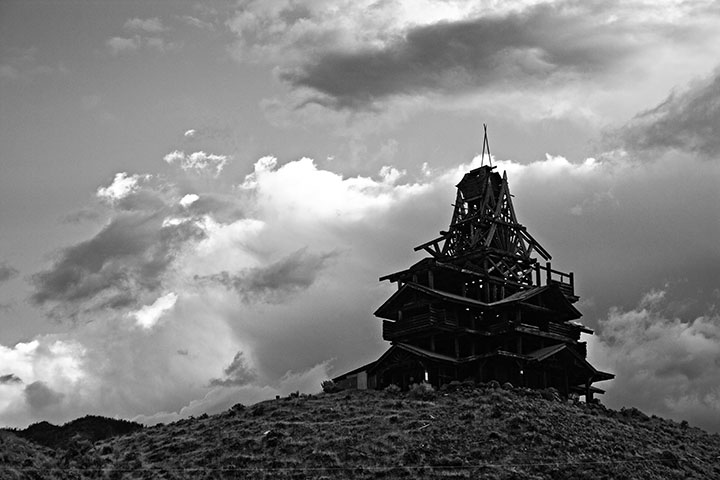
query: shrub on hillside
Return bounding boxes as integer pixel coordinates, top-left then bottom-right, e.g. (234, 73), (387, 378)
(408, 382), (436, 401)
(621, 407), (649, 421)
(321, 380), (340, 393)
(383, 384), (401, 395)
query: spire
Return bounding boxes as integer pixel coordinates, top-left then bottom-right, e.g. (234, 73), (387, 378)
(414, 127), (552, 284)
(480, 123), (492, 167)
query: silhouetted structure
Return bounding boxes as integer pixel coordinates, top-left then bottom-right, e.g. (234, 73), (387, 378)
(334, 131), (613, 400)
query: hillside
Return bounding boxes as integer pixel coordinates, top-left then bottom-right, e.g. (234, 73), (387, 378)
(9, 416), (143, 450)
(2, 382), (719, 479)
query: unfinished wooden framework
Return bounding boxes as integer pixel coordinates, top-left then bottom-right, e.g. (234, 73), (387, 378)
(334, 136), (613, 399)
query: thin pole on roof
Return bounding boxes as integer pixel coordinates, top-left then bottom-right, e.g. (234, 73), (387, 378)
(481, 123), (492, 167)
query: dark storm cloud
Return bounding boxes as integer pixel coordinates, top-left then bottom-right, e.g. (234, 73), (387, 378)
(0, 261), (19, 283)
(209, 351), (256, 387)
(281, 1), (652, 109)
(619, 69), (720, 157)
(30, 212), (205, 318)
(0, 373), (23, 384)
(25, 381), (64, 410)
(204, 248), (335, 303)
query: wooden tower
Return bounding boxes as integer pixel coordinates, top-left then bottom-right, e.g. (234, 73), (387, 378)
(334, 130), (613, 399)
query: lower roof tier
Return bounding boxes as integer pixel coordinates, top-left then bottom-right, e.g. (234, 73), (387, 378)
(333, 342), (614, 389)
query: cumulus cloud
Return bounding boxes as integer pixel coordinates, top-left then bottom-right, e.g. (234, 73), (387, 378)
(130, 292), (178, 329)
(124, 17), (167, 33)
(0, 262), (19, 283)
(108, 16), (177, 57)
(618, 68), (720, 157)
(145, 37), (177, 52)
(239, 156), (429, 222)
(180, 15), (215, 30)
(106, 36), (141, 55)
(96, 172), (144, 203)
(179, 193), (199, 208)
(589, 288), (720, 432)
(164, 150), (229, 176)
(106, 33), (178, 56)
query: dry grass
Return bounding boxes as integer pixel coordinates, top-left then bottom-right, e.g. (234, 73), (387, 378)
(2, 384), (720, 479)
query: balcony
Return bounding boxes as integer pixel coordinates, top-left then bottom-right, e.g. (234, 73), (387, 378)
(382, 308), (457, 340)
(534, 262), (576, 301)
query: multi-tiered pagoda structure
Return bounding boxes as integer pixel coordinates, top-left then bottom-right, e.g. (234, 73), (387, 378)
(334, 133), (613, 400)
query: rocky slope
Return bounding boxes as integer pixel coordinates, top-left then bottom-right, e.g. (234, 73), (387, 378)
(2, 383), (719, 479)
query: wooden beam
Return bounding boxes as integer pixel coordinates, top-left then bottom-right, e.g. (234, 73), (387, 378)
(546, 262), (552, 284)
(483, 178), (508, 248)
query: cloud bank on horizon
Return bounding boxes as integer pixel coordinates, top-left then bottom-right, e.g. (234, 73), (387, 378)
(3, 141), (718, 429)
(0, 0), (718, 432)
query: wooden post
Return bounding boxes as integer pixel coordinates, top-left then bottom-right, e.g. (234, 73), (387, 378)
(428, 270), (434, 289)
(546, 262), (552, 284)
(535, 263), (541, 286)
(430, 335), (436, 352)
(454, 337), (460, 358)
(585, 378), (593, 403)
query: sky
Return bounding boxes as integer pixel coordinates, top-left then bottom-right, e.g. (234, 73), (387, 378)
(0, 0), (719, 431)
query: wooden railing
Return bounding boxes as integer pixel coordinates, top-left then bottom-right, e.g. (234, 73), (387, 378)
(383, 309), (450, 339)
(534, 262), (574, 298)
(384, 307), (511, 339)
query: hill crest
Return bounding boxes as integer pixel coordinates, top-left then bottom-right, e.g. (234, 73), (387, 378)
(1, 383), (719, 479)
